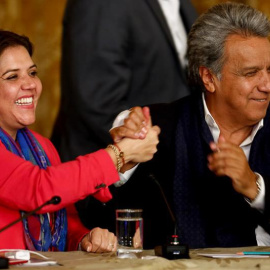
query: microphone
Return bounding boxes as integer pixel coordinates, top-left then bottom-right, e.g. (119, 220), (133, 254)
(0, 196), (61, 234)
(0, 196), (61, 269)
(149, 174), (189, 260)
(45, 196), (61, 205)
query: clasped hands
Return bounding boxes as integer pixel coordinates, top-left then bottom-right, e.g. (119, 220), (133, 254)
(110, 107), (160, 171)
(110, 107), (153, 142)
(111, 106), (258, 201)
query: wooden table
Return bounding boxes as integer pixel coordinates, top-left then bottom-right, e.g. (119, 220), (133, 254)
(10, 246), (270, 270)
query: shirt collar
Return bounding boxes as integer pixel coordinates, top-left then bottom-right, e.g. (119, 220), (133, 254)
(202, 93), (264, 145)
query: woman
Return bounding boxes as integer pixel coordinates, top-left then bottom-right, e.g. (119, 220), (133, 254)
(0, 30), (160, 252)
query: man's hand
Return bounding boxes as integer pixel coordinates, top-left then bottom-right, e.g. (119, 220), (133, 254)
(207, 136), (258, 200)
(110, 106), (150, 142)
(109, 106), (160, 171)
(80, 227), (117, 253)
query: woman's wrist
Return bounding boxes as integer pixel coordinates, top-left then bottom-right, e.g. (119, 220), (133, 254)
(106, 144), (126, 172)
(116, 140), (135, 164)
(114, 143), (125, 165)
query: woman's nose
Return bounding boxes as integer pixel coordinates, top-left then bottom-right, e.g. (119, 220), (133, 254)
(21, 76), (36, 90)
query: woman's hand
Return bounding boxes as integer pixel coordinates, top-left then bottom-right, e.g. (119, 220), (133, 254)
(80, 227), (117, 253)
(106, 106), (160, 171)
(117, 125), (160, 164)
(116, 107), (160, 164)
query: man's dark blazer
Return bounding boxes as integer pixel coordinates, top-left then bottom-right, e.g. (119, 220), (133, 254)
(147, 94), (270, 248)
(51, 0), (197, 160)
(76, 94), (270, 249)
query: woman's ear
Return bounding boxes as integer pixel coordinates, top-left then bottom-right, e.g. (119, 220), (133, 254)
(199, 66), (215, 93)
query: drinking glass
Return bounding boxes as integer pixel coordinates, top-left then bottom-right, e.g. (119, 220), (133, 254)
(116, 209), (143, 253)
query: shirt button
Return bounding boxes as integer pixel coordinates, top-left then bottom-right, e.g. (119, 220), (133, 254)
(95, 183), (107, 189)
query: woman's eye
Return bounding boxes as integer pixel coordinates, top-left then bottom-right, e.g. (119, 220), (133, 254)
(29, 71), (37, 77)
(6, 75), (17, 80)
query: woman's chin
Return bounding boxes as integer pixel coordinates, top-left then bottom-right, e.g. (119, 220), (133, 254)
(17, 116), (36, 128)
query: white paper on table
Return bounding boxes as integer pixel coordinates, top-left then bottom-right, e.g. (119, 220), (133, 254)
(18, 258), (59, 267)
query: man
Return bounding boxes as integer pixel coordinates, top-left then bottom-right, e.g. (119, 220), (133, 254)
(110, 2), (270, 249)
(51, 0), (197, 160)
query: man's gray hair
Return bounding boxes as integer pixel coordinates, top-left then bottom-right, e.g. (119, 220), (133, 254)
(187, 2), (270, 91)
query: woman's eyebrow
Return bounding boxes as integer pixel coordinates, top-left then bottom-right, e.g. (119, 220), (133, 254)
(1, 64), (37, 77)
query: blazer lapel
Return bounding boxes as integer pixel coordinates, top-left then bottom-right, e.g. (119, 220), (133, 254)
(196, 95), (214, 145)
(145, 0), (177, 51)
(180, 0), (198, 32)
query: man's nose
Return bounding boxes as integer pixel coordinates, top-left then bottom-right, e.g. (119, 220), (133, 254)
(258, 71), (270, 92)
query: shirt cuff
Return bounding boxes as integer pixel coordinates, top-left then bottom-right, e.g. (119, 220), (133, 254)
(248, 173), (265, 212)
(110, 110), (130, 130)
(114, 164), (139, 187)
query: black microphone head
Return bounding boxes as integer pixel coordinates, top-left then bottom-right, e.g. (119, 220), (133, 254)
(49, 196), (61, 205)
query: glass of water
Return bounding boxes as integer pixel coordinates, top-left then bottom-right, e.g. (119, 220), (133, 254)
(116, 209), (143, 253)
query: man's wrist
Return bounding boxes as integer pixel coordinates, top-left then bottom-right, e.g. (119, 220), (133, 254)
(111, 110), (130, 129)
(245, 173), (262, 204)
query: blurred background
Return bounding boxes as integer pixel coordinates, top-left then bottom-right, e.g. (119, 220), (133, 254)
(0, 0), (269, 138)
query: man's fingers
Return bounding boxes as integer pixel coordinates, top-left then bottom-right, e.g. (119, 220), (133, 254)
(110, 126), (141, 142)
(152, 125), (161, 135)
(128, 109), (148, 135)
(142, 106), (151, 125)
(124, 117), (147, 138)
(218, 135), (226, 143)
(130, 106), (146, 117)
(110, 106), (151, 142)
(129, 107), (147, 126)
(209, 141), (219, 152)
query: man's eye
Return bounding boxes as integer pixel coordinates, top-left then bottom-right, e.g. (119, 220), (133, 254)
(245, 71), (256, 77)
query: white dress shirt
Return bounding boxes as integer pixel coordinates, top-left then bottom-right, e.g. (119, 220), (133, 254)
(158, 0), (188, 67)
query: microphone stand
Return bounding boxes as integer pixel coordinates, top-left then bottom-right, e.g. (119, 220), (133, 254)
(0, 196), (61, 234)
(149, 174), (189, 260)
(0, 196), (61, 269)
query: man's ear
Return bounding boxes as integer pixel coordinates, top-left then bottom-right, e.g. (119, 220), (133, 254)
(199, 66), (215, 93)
